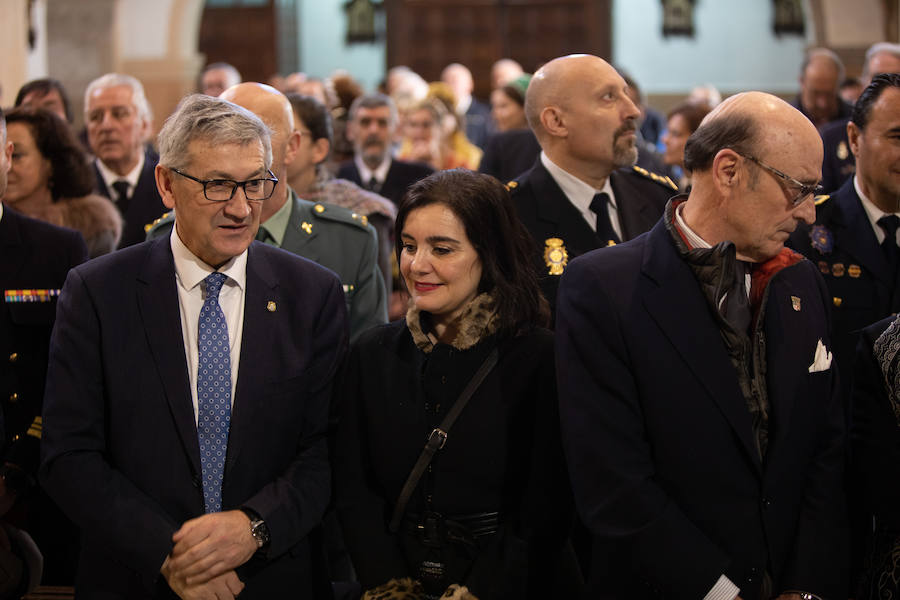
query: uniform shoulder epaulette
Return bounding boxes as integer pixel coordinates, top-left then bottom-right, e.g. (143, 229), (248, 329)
(145, 211), (173, 233)
(813, 194), (831, 207)
(631, 165), (678, 191)
(310, 202), (370, 231)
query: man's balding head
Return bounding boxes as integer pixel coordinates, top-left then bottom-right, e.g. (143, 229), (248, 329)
(220, 82), (299, 219)
(682, 92), (821, 262)
(799, 48), (845, 127)
(524, 54), (640, 188)
(862, 43), (900, 85)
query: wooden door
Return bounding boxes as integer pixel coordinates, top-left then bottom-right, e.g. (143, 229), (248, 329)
(386, 0), (611, 100)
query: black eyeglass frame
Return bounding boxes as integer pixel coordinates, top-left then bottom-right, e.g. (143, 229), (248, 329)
(170, 167), (279, 202)
(735, 152), (823, 207)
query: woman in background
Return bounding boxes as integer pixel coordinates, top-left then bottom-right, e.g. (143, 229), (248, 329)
(490, 74), (530, 133)
(335, 169), (579, 600)
(3, 108), (120, 257)
(659, 101), (710, 192)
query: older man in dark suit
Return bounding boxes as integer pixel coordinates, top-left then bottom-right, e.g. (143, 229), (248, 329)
(337, 93), (433, 206)
(85, 73), (167, 248)
(509, 54), (676, 315)
(557, 91), (848, 600)
(41, 95), (346, 598)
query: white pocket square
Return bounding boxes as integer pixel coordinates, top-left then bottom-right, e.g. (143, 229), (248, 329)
(808, 339), (833, 373)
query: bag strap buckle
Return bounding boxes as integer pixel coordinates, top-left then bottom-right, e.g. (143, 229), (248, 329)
(428, 428), (448, 450)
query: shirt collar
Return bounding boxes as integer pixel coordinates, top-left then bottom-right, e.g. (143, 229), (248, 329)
(855, 174), (900, 232)
(540, 151), (616, 213)
(355, 154), (391, 184)
(96, 150), (145, 193)
(169, 222), (247, 293)
(258, 187), (294, 246)
(674, 200), (712, 249)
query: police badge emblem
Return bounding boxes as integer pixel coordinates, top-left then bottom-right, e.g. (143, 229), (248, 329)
(544, 238), (568, 275)
(809, 225), (833, 254)
(837, 141), (848, 160)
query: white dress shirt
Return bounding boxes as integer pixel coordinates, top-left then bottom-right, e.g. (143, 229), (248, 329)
(855, 175), (900, 245)
(95, 151), (145, 201)
(170, 225), (247, 424)
(540, 152), (622, 240)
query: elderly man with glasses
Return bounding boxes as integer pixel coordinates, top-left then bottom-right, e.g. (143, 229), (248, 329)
(40, 94), (347, 599)
(557, 91), (848, 600)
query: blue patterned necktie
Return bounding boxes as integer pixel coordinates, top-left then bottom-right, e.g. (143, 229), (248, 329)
(197, 272), (231, 513)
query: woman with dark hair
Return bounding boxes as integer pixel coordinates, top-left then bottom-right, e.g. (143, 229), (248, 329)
(334, 169), (579, 600)
(660, 101), (711, 191)
(490, 74), (530, 133)
(3, 108), (121, 256)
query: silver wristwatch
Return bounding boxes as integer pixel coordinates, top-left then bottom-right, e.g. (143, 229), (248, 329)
(242, 509), (270, 550)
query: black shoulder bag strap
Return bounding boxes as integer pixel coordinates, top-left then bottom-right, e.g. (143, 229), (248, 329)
(388, 348), (499, 533)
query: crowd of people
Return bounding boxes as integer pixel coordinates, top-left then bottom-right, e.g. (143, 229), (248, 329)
(0, 40), (899, 600)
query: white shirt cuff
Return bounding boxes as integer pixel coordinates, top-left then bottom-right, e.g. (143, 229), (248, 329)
(703, 574), (741, 600)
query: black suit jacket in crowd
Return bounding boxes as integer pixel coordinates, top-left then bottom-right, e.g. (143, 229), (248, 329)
(556, 219), (848, 600)
(40, 237), (347, 598)
(510, 158), (675, 316)
(93, 148), (167, 249)
(337, 158), (434, 206)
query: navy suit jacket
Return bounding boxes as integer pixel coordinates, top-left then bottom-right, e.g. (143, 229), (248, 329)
(788, 178), (900, 389)
(40, 237), (347, 598)
(337, 158), (434, 206)
(556, 220), (848, 599)
(511, 159), (673, 315)
(94, 148), (167, 249)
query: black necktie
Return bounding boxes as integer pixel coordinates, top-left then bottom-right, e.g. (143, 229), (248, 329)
(366, 176), (381, 193)
(878, 215), (899, 271)
(590, 192), (621, 246)
(111, 180), (130, 214)
(723, 259), (752, 336)
(255, 226), (270, 244)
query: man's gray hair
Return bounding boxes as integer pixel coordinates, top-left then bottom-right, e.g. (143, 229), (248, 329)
(84, 73), (153, 123)
(863, 42), (900, 81)
(348, 93), (398, 125)
(157, 94), (272, 172)
(800, 48), (846, 87)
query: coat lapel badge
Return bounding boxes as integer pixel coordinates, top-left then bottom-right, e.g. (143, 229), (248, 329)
(266, 301), (277, 312)
(301, 221), (313, 235)
(544, 238), (568, 276)
(791, 296), (801, 311)
(809, 225), (833, 254)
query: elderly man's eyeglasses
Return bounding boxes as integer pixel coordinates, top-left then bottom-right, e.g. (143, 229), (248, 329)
(171, 168), (279, 202)
(737, 153), (823, 207)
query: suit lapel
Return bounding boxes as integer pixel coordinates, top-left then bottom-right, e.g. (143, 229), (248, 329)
(226, 245), (278, 469)
(529, 162), (599, 256)
(610, 170), (661, 241)
(834, 183), (893, 284)
(135, 238), (200, 474)
(762, 267), (815, 455)
(641, 222), (762, 471)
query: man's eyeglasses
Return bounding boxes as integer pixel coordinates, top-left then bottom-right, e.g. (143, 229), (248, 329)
(737, 153), (823, 207)
(171, 168), (279, 202)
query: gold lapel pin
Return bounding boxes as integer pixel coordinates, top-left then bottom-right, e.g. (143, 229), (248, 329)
(266, 301), (276, 312)
(301, 221), (313, 235)
(791, 296), (801, 311)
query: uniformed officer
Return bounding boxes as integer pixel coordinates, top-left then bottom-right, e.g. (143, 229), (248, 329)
(148, 84), (387, 342)
(0, 106), (88, 587)
(789, 73), (900, 386)
(820, 42), (900, 193)
(510, 54), (676, 315)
